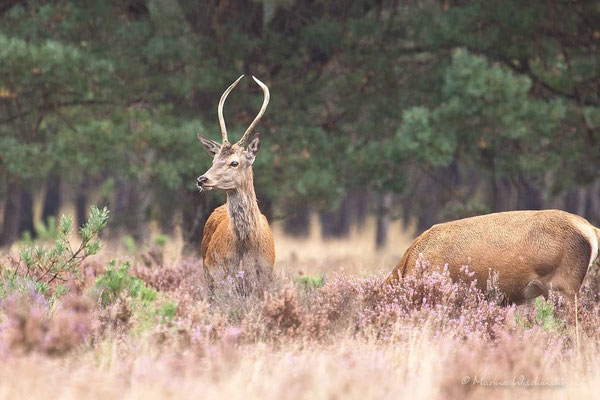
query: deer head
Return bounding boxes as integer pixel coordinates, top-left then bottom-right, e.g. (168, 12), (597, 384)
(197, 75), (270, 192)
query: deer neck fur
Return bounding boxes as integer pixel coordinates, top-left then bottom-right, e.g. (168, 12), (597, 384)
(225, 172), (262, 247)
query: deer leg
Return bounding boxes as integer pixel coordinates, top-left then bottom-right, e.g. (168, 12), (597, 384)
(523, 280), (548, 303)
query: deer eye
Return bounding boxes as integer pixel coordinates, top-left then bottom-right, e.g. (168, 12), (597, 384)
(230, 161), (239, 167)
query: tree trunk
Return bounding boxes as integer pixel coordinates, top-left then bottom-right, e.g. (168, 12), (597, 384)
(516, 174), (542, 210)
(320, 193), (352, 238)
(493, 176), (513, 212)
(178, 0), (263, 36)
(41, 175), (61, 223)
(256, 190), (273, 221)
(283, 205), (310, 237)
(110, 179), (150, 243)
(18, 188), (35, 239)
(76, 186), (88, 229)
(133, 187), (151, 243)
(0, 183), (21, 246)
(355, 191), (370, 228)
(489, 165), (498, 212)
(177, 0), (216, 35)
(375, 192), (393, 249)
(585, 180), (600, 225)
(181, 188), (218, 255)
(415, 175), (441, 233)
(157, 192), (177, 235)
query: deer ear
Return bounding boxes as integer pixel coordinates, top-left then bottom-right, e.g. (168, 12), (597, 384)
(246, 133), (261, 163)
(198, 134), (221, 157)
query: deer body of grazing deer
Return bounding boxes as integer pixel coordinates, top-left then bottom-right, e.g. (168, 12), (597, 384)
(197, 75), (275, 272)
(386, 210), (600, 304)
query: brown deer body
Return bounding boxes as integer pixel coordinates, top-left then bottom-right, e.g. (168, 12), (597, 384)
(197, 75), (275, 272)
(386, 210), (600, 304)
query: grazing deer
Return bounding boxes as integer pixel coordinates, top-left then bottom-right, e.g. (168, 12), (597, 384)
(385, 210), (600, 304)
(196, 75), (275, 273)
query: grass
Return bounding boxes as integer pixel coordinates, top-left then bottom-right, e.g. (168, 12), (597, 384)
(0, 329), (597, 400)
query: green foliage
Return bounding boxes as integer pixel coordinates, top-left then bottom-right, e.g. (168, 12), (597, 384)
(95, 260), (157, 307)
(157, 301), (178, 323)
(514, 297), (564, 332)
(123, 236), (138, 254)
(0, 268), (49, 299)
(94, 259), (179, 331)
(154, 234), (168, 248)
(20, 216), (59, 244)
(0, 206), (107, 307)
(398, 49), (566, 176)
(13, 206), (108, 288)
(0, 32), (115, 184)
(533, 297), (563, 331)
(1, 0), (599, 238)
(294, 274), (325, 290)
(439, 199), (489, 222)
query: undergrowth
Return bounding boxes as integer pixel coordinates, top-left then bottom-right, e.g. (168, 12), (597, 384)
(0, 211), (597, 400)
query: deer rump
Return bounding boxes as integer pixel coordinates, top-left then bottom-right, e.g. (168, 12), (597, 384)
(387, 210), (600, 304)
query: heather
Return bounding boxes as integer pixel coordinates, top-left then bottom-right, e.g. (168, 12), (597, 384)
(0, 219), (599, 399)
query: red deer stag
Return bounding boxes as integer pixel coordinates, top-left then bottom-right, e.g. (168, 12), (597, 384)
(196, 75), (275, 273)
(386, 210), (600, 304)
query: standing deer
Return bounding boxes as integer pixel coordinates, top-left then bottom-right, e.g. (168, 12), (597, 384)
(196, 75), (275, 274)
(385, 210), (600, 304)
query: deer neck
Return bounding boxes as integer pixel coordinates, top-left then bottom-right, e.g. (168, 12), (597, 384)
(226, 173), (262, 245)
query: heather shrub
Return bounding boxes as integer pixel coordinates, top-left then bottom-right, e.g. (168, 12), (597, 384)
(0, 268), (55, 301)
(548, 269), (600, 339)
(123, 253), (599, 352)
(581, 264), (600, 301)
(1, 291), (96, 356)
(141, 244), (165, 268)
(1, 291), (48, 354)
(139, 235), (168, 268)
(134, 258), (199, 292)
(122, 234), (167, 267)
(96, 295), (133, 334)
(307, 273), (366, 335)
(202, 264), (284, 324)
(358, 256), (507, 341)
(440, 328), (567, 398)
(261, 285), (303, 337)
(94, 259), (184, 334)
(40, 294), (97, 355)
(485, 270), (506, 304)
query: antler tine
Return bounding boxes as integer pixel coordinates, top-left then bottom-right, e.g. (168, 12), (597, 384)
(237, 76), (270, 146)
(218, 75), (244, 143)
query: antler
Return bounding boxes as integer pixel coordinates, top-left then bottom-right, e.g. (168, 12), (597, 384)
(236, 76), (270, 147)
(218, 75), (244, 143)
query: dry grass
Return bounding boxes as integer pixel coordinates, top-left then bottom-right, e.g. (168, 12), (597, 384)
(0, 330), (597, 400)
(273, 216), (413, 277)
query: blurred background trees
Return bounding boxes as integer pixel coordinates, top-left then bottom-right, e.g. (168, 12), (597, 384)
(1, 0), (599, 249)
